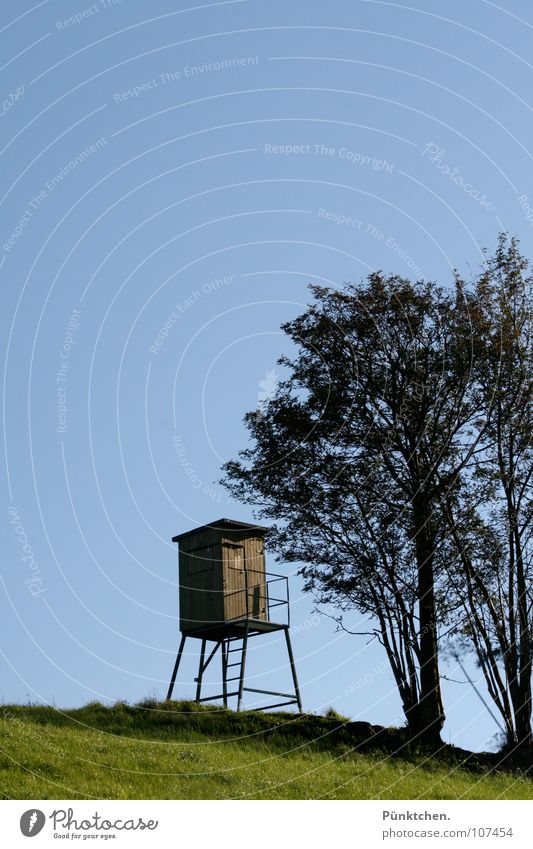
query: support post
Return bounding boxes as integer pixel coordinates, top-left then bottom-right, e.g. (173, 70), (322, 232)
(166, 634), (186, 701)
(237, 623), (250, 711)
(221, 639), (228, 708)
(195, 639), (206, 702)
(284, 627), (303, 712)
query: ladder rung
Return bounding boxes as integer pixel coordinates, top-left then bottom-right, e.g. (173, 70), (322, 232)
(226, 662), (241, 668)
(226, 676), (240, 682)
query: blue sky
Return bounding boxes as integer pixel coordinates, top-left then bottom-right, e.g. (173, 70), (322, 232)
(2, 0), (533, 754)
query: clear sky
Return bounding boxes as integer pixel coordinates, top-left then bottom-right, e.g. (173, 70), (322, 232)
(2, 0), (533, 754)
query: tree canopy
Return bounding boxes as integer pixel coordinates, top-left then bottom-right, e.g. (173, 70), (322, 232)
(222, 234), (533, 753)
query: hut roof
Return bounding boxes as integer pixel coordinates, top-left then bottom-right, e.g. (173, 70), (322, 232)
(172, 517), (269, 543)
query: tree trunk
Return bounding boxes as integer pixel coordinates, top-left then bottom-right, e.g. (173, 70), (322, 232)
(513, 524), (533, 753)
(411, 496), (445, 744)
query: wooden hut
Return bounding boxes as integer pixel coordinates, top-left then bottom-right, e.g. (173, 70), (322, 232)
(172, 518), (269, 635)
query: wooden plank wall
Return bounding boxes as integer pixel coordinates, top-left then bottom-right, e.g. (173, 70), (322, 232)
(222, 533), (268, 622)
(178, 528), (223, 632)
(243, 534), (268, 621)
(177, 528), (270, 631)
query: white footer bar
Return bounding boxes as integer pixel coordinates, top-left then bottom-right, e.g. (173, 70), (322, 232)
(2, 800), (531, 847)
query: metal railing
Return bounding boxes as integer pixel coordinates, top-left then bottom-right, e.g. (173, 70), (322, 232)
(224, 567), (290, 626)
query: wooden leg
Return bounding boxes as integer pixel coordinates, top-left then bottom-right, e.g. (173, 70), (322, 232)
(221, 639), (228, 708)
(166, 634), (186, 701)
(284, 628), (303, 712)
(195, 639), (207, 702)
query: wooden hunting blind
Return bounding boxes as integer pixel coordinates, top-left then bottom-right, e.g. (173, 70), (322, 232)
(176, 518), (268, 633)
(166, 518), (302, 712)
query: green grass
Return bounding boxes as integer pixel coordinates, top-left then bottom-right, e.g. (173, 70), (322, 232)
(0, 700), (531, 800)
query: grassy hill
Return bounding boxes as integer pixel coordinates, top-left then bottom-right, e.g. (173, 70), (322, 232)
(1, 700), (532, 800)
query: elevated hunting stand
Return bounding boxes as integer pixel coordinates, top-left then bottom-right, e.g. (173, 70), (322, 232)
(166, 518), (302, 712)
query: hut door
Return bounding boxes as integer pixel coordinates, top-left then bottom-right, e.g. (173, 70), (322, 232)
(223, 542), (248, 620)
(229, 545), (261, 617)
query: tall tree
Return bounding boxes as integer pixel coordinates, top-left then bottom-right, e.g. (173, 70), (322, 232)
(222, 273), (478, 743)
(445, 236), (533, 753)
